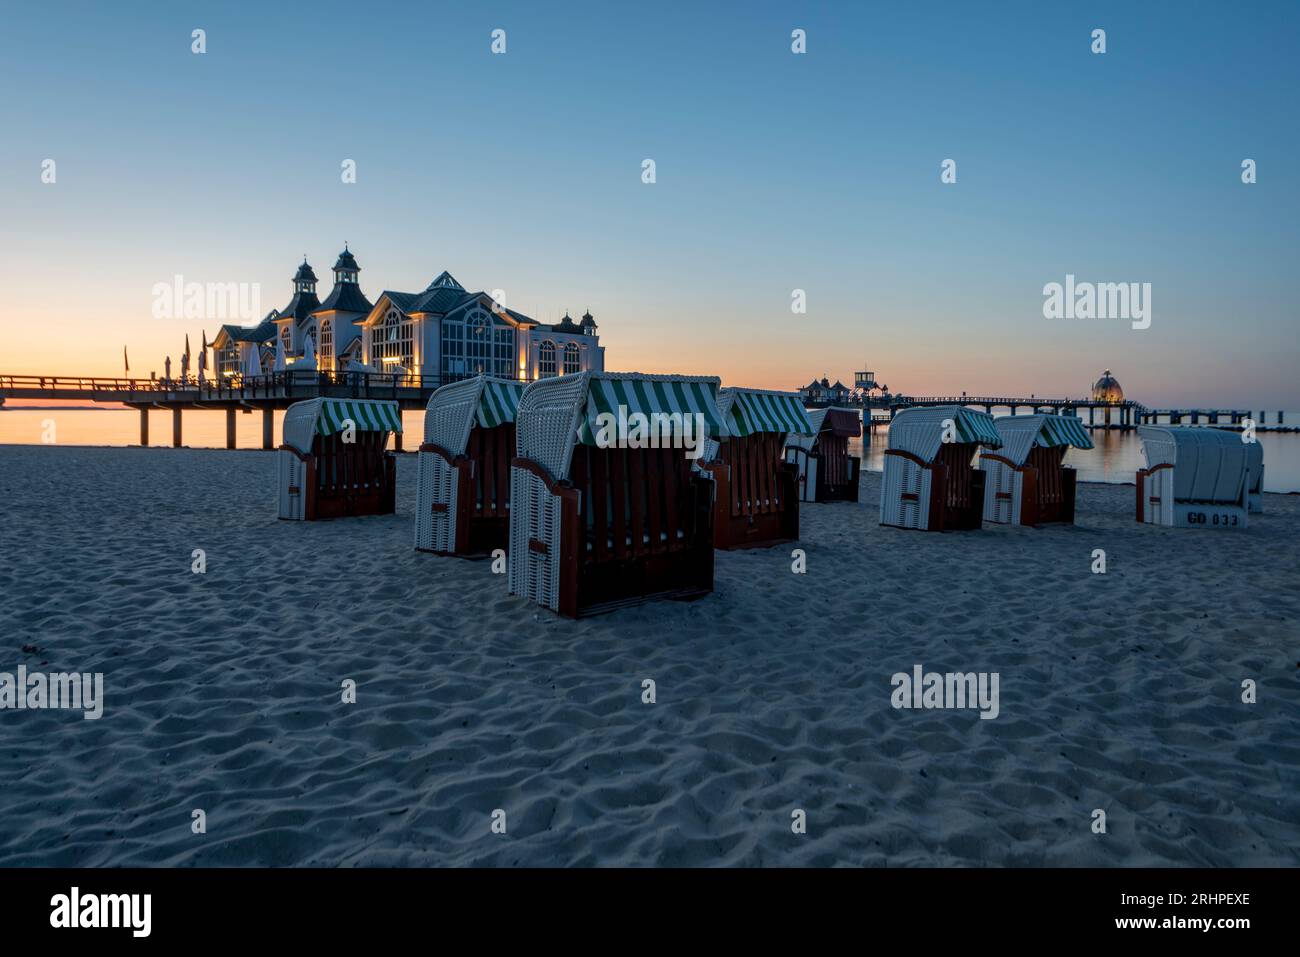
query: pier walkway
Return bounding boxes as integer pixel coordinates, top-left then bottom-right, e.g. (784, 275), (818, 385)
(0, 371), (446, 449)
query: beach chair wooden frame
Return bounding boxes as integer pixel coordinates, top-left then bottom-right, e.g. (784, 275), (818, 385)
(784, 407), (861, 503)
(700, 388), (813, 549)
(509, 372), (723, 618)
(415, 376), (525, 556)
(880, 406), (1000, 531)
(1245, 440), (1264, 513)
(979, 414), (1093, 526)
(1136, 426), (1250, 529)
(278, 398), (399, 521)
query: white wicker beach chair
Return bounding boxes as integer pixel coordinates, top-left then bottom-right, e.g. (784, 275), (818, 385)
(415, 376), (525, 555)
(978, 414), (1093, 526)
(509, 371), (724, 617)
(879, 406), (1001, 531)
(1136, 427), (1250, 528)
(277, 397), (401, 521)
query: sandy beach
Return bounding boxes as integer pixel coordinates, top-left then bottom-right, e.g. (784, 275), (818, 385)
(0, 444), (1296, 867)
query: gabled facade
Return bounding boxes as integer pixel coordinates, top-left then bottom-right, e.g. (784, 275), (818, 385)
(211, 311), (279, 378)
(206, 257), (605, 383)
(799, 376), (852, 406)
(356, 270), (603, 383)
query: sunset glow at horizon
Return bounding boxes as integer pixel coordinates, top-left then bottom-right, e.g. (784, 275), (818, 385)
(2, 1), (1296, 408)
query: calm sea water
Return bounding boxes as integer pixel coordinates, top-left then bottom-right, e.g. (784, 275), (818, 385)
(3, 406), (1299, 493)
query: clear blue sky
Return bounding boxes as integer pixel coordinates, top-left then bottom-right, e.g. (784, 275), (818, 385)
(2, 0), (1296, 407)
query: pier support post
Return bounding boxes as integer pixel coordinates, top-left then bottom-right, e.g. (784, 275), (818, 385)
(139, 408), (149, 446)
(262, 408), (274, 450)
(172, 408), (183, 447)
(394, 429), (404, 452)
(226, 407), (237, 449)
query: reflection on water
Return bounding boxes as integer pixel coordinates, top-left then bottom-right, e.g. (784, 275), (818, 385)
(854, 424), (1299, 493)
(2, 406), (1299, 493)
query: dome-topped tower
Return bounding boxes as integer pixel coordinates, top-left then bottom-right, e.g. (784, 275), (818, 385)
(313, 244), (373, 316)
(1091, 369), (1124, 404)
(293, 258), (318, 294)
(333, 245), (359, 284)
(278, 256), (322, 321)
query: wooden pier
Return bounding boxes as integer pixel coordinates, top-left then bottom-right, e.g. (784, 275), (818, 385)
(0, 371), (460, 450)
(828, 395), (1286, 433)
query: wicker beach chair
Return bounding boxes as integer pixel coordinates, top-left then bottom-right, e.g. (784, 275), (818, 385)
(700, 387), (812, 549)
(979, 414), (1093, 526)
(509, 371), (724, 617)
(879, 406), (1001, 531)
(415, 375), (526, 556)
(1136, 427), (1250, 528)
(783, 407), (862, 503)
(278, 397), (400, 520)
(1244, 440), (1265, 514)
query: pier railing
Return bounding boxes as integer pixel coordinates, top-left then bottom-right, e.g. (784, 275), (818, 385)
(0, 371), (516, 404)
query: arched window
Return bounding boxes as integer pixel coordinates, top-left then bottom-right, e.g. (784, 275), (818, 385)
(563, 342), (581, 375)
(280, 325), (291, 355)
(443, 307), (514, 381)
(374, 307), (413, 370)
(538, 340), (557, 378)
(468, 311), (490, 375)
(318, 319), (333, 371)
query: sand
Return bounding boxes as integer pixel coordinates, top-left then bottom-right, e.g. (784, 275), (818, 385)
(0, 444), (1296, 867)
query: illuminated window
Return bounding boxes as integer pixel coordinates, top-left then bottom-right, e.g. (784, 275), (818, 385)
(318, 319), (333, 371)
(373, 308), (413, 369)
(216, 343), (241, 377)
(563, 342), (580, 375)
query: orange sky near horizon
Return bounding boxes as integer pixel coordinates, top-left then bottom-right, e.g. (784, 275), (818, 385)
(1, 279), (1290, 410)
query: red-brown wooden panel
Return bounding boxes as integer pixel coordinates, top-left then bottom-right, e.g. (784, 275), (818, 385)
(610, 447), (628, 560)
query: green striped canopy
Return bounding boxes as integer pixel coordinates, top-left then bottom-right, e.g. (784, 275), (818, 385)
(316, 399), (402, 436)
(949, 407), (1002, 447)
(726, 389), (814, 437)
(1037, 414), (1094, 449)
(477, 379), (525, 428)
(576, 376), (724, 446)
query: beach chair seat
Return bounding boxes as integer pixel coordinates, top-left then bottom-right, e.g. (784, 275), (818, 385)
(701, 389), (812, 549)
(509, 372), (723, 617)
(1136, 427), (1250, 529)
(415, 376), (525, 557)
(978, 415), (1091, 526)
(881, 406), (1001, 531)
(783, 406), (861, 503)
(277, 398), (400, 521)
